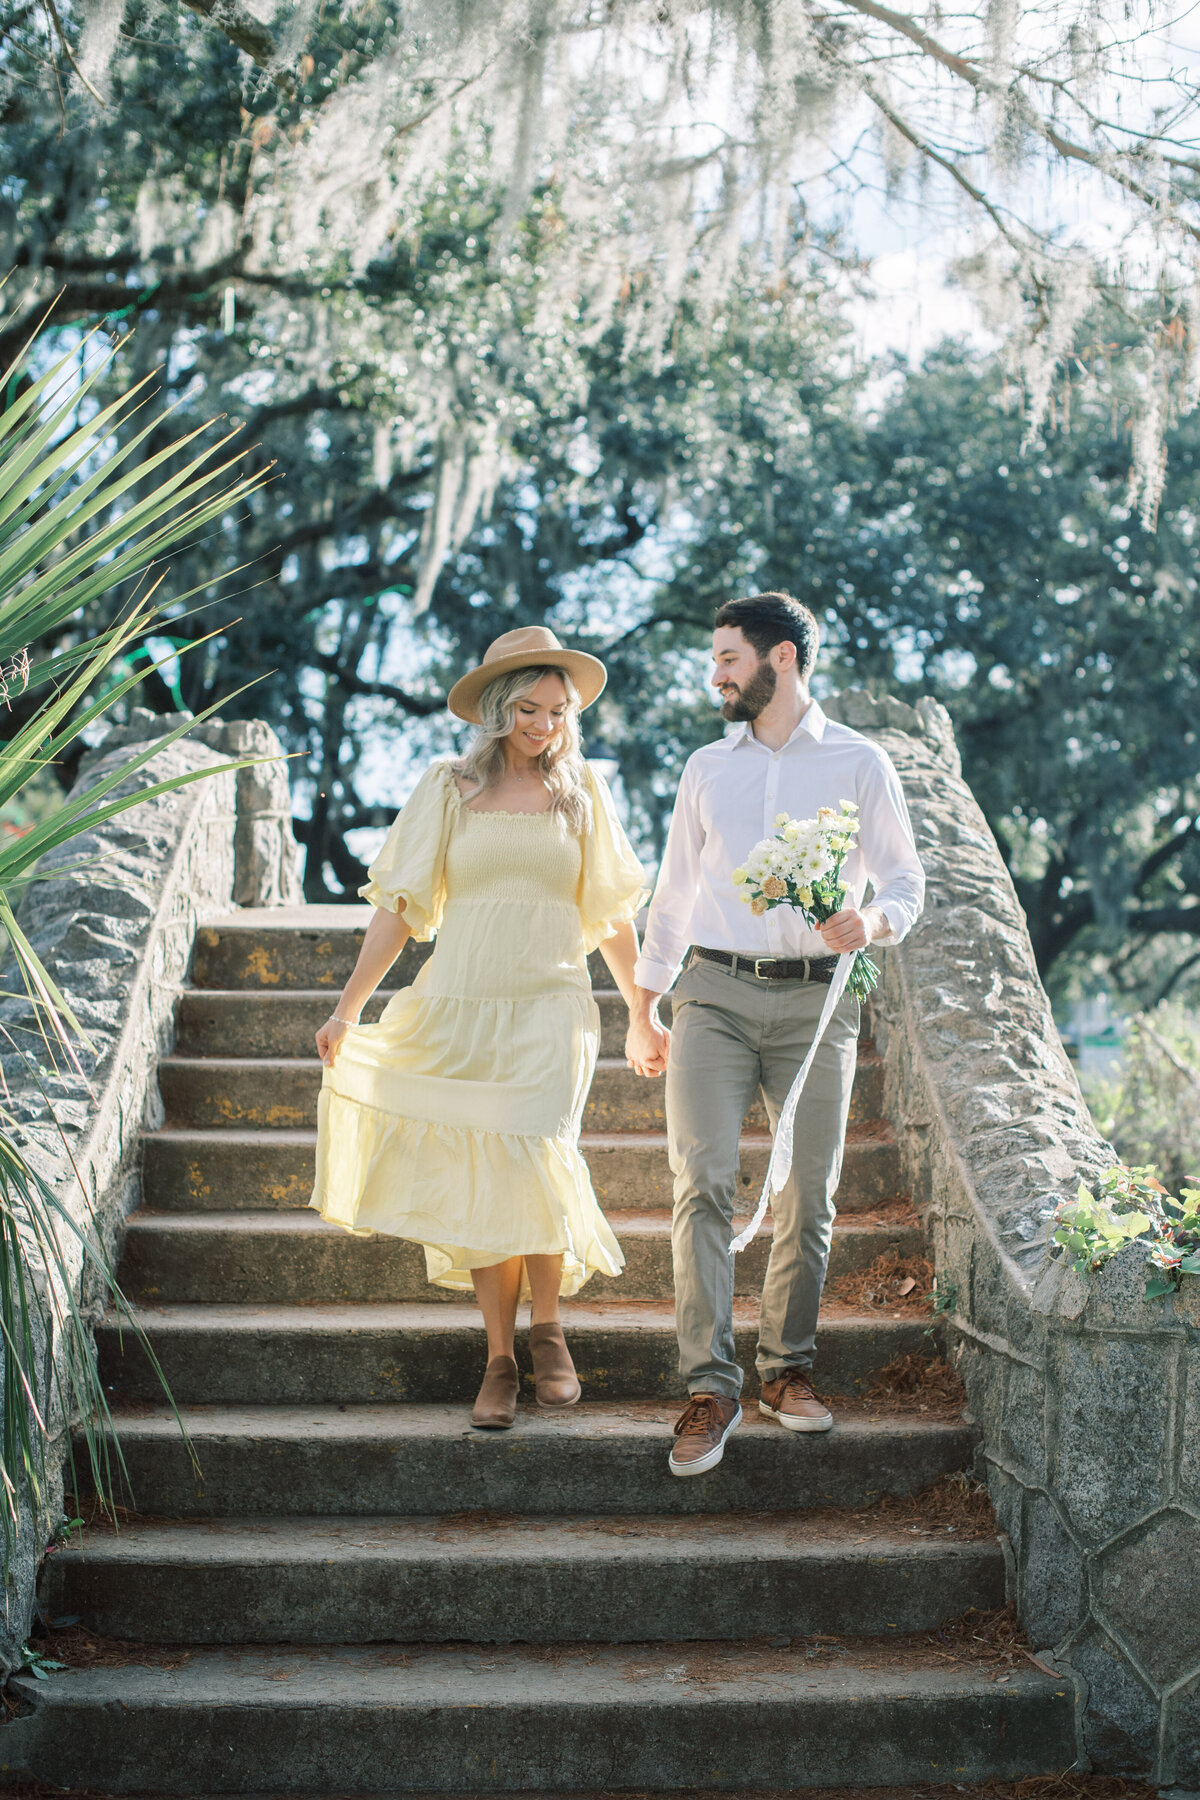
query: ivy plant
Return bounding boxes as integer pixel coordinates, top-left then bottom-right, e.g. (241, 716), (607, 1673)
(1050, 1164), (1200, 1298)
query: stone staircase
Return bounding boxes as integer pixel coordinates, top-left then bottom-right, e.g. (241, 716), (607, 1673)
(22, 907), (1077, 1792)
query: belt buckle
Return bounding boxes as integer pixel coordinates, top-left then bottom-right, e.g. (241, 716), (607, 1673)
(753, 957), (777, 980)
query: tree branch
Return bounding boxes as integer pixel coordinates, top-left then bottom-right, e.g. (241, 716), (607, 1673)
(836, 0), (1200, 246)
(836, 63), (1031, 258)
(312, 654), (445, 716)
(1134, 817), (1200, 893)
(1127, 902), (1200, 936)
(1150, 948), (1200, 1007)
(178, 0), (295, 94)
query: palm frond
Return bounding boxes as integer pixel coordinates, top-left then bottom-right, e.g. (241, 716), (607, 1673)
(0, 306), (283, 1574)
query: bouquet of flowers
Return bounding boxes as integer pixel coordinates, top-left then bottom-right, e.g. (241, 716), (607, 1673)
(732, 800), (879, 1003)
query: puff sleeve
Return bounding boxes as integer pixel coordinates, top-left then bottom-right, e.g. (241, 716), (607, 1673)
(357, 760), (459, 941)
(577, 761), (648, 955)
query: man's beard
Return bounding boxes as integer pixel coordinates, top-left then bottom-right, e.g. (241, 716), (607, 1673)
(720, 657), (777, 722)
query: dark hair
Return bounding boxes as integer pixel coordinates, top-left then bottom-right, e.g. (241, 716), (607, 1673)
(713, 593), (820, 681)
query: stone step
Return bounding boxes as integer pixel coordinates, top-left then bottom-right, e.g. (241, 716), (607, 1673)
(191, 907), (625, 992)
(119, 1208), (925, 1307)
(176, 988), (670, 1063)
(75, 1404), (977, 1518)
(140, 1125), (903, 1215)
(189, 911), (882, 1019)
(43, 1513), (1005, 1646)
(174, 989), (871, 1063)
(175, 987), (402, 1057)
(155, 1054), (884, 1135)
(5, 1641), (1076, 1794)
(95, 1302), (935, 1405)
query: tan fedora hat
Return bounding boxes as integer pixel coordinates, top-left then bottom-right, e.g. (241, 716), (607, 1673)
(447, 626), (607, 724)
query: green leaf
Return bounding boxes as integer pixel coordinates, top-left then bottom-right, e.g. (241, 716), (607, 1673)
(0, 308), (269, 1584)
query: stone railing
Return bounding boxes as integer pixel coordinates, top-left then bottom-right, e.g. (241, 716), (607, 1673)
(0, 713), (300, 1671)
(826, 691), (1199, 1787)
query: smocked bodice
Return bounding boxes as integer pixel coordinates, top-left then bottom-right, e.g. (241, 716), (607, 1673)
(444, 808), (583, 906)
(417, 810), (589, 1002)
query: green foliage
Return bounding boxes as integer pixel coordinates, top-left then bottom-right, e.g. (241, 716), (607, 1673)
(924, 1277), (959, 1337)
(16, 1643), (67, 1679)
(1083, 1006), (1200, 1193)
(0, 316), (271, 1575)
(1049, 1164), (1200, 1298)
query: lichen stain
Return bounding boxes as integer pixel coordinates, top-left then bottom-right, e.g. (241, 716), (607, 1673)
(246, 945), (283, 987)
(213, 1098), (305, 1127)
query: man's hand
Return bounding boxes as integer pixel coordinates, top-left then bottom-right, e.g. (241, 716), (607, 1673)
(626, 1000), (670, 1077)
(818, 904), (888, 954)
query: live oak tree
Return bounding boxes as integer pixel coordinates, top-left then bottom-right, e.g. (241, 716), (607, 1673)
(4, 0), (1200, 573)
(1, 0), (1198, 998)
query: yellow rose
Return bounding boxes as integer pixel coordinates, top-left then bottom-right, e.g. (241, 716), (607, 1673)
(798, 887), (813, 907)
(732, 867), (748, 885)
(775, 812), (790, 827)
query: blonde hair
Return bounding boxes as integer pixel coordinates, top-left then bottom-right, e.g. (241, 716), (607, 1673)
(454, 664), (592, 835)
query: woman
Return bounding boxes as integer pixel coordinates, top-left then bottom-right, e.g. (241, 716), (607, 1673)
(309, 626), (648, 1430)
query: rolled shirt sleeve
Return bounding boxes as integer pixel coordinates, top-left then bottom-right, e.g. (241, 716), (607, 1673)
(633, 760), (703, 993)
(857, 748), (925, 944)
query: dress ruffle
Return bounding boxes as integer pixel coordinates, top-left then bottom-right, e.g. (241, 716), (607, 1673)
(313, 1086), (624, 1297)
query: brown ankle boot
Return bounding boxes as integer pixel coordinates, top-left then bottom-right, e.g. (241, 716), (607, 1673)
(528, 1322), (581, 1409)
(471, 1355), (519, 1428)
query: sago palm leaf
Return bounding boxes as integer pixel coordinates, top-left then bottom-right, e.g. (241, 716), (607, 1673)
(0, 303), (291, 1571)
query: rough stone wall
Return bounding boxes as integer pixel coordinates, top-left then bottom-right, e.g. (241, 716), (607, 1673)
(0, 713), (299, 1671)
(825, 690), (1200, 1786)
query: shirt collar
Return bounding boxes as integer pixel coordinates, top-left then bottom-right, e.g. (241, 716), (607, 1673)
(724, 697), (828, 752)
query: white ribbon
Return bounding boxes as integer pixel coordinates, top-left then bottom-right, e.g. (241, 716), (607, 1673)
(729, 951), (856, 1255)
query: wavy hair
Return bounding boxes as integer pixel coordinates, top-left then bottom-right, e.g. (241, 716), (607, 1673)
(454, 664), (592, 835)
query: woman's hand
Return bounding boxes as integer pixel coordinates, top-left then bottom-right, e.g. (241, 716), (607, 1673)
(316, 1015), (354, 1067)
(626, 1002), (670, 1078)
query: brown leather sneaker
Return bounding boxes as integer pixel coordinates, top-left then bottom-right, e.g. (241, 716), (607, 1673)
(668, 1393), (742, 1477)
(759, 1369), (833, 1433)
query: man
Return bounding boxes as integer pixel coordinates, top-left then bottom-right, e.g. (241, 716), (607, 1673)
(626, 594), (925, 1476)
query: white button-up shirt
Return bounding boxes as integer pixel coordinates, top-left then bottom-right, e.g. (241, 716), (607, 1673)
(633, 699), (926, 992)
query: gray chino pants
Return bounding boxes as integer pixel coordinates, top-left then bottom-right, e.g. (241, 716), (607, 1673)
(666, 952), (860, 1399)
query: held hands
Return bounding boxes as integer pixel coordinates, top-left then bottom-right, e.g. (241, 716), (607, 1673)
(626, 1009), (670, 1078)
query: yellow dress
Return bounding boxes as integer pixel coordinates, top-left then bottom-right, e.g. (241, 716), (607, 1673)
(308, 759), (646, 1297)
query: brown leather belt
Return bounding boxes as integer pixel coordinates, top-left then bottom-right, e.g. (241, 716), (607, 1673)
(691, 946), (839, 984)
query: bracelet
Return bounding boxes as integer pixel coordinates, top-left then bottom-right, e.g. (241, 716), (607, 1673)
(328, 1013), (359, 1027)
